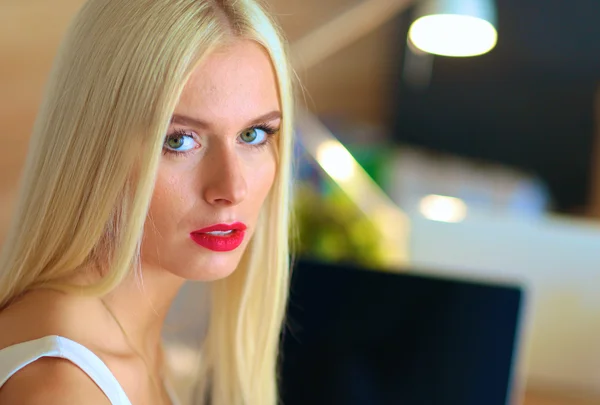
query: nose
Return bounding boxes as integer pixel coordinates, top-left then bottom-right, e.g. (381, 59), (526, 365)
(201, 142), (248, 207)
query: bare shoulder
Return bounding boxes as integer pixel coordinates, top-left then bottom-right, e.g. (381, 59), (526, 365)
(0, 357), (111, 404)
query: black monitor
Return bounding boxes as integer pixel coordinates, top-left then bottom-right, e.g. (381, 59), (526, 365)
(279, 259), (525, 405)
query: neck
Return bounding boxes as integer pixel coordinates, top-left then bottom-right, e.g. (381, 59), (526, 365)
(101, 263), (186, 366)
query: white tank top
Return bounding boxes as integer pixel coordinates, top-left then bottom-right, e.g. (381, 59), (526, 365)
(0, 335), (180, 405)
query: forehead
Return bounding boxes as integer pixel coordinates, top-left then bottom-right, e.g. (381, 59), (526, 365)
(176, 40), (280, 124)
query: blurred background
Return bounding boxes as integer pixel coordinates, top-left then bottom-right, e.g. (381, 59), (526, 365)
(3, 0), (600, 404)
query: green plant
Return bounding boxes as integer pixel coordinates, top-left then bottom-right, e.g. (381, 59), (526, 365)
(291, 181), (386, 268)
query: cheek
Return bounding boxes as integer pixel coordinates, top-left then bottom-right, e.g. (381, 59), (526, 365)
(148, 170), (193, 228)
(249, 152), (277, 203)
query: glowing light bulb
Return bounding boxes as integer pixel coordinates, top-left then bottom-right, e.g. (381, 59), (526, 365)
(409, 14), (497, 57)
(419, 194), (467, 222)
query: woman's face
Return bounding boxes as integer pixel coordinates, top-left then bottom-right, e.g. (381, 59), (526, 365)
(141, 40), (280, 281)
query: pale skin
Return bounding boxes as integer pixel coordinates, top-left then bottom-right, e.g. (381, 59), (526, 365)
(0, 39), (281, 404)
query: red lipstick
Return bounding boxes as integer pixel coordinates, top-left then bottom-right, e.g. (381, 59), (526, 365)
(190, 222), (247, 252)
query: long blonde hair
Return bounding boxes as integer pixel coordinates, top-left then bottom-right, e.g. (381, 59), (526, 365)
(0, 0), (294, 404)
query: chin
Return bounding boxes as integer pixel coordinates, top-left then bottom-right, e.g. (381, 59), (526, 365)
(182, 265), (238, 282)
(171, 249), (246, 282)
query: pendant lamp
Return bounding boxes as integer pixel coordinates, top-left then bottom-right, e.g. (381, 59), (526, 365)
(408, 0), (498, 57)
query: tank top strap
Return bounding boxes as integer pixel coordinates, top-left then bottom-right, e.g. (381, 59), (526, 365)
(0, 335), (131, 404)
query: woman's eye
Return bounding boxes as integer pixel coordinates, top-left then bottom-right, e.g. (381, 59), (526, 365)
(239, 127), (267, 145)
(164, 133), (197, 152)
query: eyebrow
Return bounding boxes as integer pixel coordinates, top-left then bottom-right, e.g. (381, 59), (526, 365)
(170, 110), (282, 130)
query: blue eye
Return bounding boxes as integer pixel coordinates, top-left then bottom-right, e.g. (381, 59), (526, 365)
(239, 127), (268, 145)
(164, 132), (197, 153)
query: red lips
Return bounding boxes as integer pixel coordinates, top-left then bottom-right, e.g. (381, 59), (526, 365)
(190, 222), (247, 252)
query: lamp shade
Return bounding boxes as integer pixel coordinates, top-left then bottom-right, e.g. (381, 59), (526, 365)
(408, 0), (498, 57)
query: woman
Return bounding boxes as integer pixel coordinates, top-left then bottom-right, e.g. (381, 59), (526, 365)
(0, 0), (293, 404)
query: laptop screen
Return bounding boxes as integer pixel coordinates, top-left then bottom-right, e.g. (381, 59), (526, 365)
(279, 259), (524, 405)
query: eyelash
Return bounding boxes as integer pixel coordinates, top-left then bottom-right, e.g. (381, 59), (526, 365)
(242, 124), (278, 149)
(162, 124), (279, 157)
(162, 129), (198, 157)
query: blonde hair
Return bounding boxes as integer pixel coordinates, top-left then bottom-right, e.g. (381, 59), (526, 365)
(0, 0), (294, 404)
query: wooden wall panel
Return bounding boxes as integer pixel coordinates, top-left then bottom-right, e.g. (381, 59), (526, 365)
(0, 0), (87, 242)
